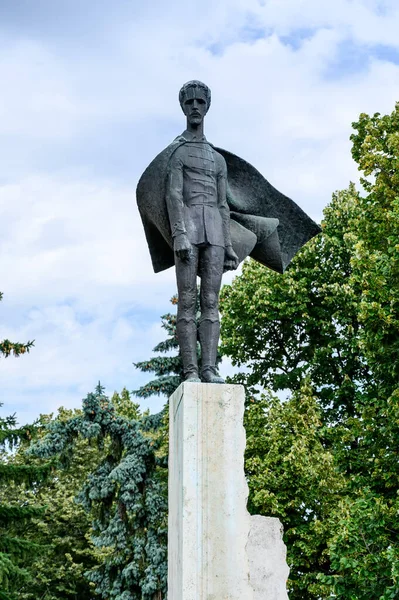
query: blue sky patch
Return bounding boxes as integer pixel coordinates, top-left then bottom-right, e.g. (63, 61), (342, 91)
(204, 13), (269, 56)
(280, 27), (320, 51)
(324, 39), (399, 79)
(372, 44), (399, 64)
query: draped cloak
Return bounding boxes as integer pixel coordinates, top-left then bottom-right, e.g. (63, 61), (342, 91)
(136, 138), (321, 275)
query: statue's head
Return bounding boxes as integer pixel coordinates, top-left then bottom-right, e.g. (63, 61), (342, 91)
(179, 80), (211, 126)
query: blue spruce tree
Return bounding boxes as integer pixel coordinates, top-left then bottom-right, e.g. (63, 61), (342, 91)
(30, 384), (168, 600)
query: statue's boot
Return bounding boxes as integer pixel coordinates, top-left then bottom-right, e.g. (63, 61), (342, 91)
(198, 318), (225, 384)
(176, 318), (201, 382)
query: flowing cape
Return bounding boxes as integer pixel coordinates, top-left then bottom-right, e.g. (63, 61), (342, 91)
(136, 140), (321, 274)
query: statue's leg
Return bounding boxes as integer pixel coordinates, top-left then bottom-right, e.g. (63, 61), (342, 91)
(175, 246), (201, 382)
(198, 245), (225, 384)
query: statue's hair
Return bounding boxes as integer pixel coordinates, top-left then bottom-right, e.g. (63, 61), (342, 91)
(179, 80), (211, 111)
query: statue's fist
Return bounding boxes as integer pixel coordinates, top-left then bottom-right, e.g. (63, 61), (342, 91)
(224, 245), (239, 271)
(174, 234), (192, 262)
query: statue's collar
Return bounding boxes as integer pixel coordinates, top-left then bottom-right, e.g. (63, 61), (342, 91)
(178, 130), (208, 143)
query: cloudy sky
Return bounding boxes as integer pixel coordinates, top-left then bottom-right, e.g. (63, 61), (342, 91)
(1, 0), (399, 424)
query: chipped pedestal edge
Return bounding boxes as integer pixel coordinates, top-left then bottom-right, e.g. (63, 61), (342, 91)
(248, 515), (290, 600)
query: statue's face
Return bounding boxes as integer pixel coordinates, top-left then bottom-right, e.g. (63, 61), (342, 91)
(182, 88), (208, 126)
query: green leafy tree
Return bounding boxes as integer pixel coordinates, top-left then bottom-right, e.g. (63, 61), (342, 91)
(319, 103), (399, 600)
(245, 382), (344, 597)
(0, 292), (45, 600)
(220, 102), (399, 599)
(0, 411), (50, 600)
(220, 184), (365, 426)
(350, 103), (399, 394)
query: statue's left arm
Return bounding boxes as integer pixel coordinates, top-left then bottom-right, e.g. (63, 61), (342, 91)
(216, 153), (239, 270)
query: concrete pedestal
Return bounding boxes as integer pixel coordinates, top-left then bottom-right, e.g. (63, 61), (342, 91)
(168, 382), (289, 600)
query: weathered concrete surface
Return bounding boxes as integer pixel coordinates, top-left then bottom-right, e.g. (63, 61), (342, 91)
(168, 382), (253, 600)
(248, 515), (290, 600)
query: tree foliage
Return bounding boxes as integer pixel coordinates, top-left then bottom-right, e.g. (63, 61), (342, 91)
(245, 383), (344, 597)
(220, 102), (399, 599)
(29, 385), (168, 600)
(133, 295), (183, 399)
(0, 292), (45, 600)
(350, 104), (399, 393)
(0, 412), (50, 600)
(13, 408), (104, 600)
(3, 392), (158, 600)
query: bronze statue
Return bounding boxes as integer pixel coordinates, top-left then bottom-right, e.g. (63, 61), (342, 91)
(137, 81), (320, 383)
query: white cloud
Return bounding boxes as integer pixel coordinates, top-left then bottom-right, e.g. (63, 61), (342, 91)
(0, 175), (177, 300)
(0, 40), (81, 139)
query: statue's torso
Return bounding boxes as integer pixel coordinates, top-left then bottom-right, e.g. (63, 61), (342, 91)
(180, 141), (218, 208)
(173, 138), (225, 247)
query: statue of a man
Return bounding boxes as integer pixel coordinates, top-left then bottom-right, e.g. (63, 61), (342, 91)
(136, 81), (321, 384)
(166, 81), (239, 383)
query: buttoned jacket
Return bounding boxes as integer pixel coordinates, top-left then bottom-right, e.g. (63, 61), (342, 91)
(166, 133), (230, 248)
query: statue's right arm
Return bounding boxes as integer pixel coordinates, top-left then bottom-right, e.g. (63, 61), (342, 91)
(166, 151), (192, 260)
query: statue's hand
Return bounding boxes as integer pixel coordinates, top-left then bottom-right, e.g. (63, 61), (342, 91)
(174, 233), (192, 262)
(224, 245), (239, 271)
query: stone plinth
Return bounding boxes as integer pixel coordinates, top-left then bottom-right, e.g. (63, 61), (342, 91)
(168, 382), (290, 600)
(168, 382), (253, 600)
